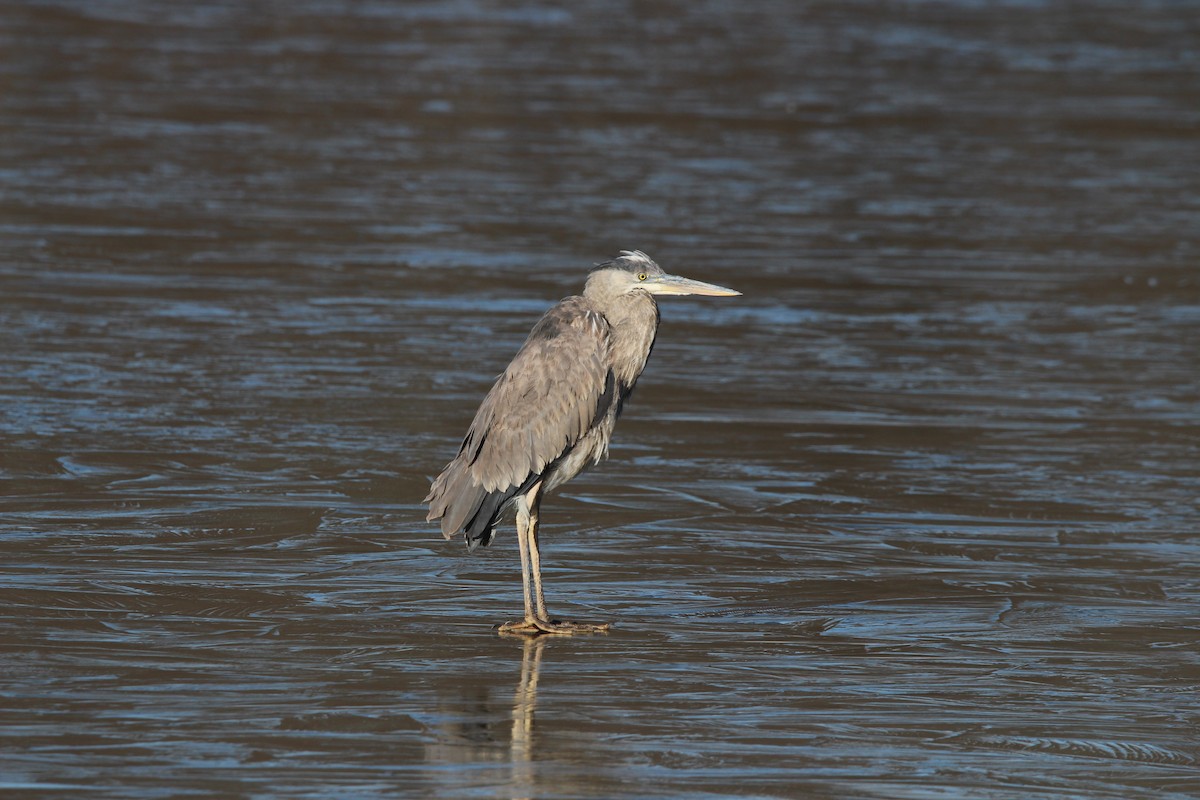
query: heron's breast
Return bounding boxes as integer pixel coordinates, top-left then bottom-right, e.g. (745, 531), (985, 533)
(541, 411), (617, 494)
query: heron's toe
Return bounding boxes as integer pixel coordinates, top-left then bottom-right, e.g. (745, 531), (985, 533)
(497, 617), (610, 637)
(547, 620), (611, 635)
(497, 619), (545, 637)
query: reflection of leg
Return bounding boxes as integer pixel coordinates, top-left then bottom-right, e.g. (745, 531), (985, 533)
(514, 638), (543, 730)
(510, 637), (543, 785)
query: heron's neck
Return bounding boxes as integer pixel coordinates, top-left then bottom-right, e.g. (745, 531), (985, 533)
(602, 292), (660, 391)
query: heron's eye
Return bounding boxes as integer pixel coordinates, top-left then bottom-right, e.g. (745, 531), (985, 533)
(637, 272), (648, 281)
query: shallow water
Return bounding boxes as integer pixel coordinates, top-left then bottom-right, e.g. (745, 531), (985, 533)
(2, 1), (1199, 798)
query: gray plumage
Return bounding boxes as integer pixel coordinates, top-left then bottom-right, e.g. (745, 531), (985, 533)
(425, 250), (740, 635)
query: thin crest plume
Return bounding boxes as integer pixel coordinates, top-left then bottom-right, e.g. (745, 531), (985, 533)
(595, 249), (659, 274)
(618, 249), (653, 264)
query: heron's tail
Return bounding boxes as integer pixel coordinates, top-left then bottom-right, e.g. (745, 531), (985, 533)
(425, 460), (537, 551)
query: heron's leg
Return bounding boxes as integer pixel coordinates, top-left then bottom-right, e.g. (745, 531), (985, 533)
(498, 481), (609, 636)
(526, 485), (611, 636)
(525, 484), (550, 622)
(499, 495), (540, 635)
(514, 497), (536, 621)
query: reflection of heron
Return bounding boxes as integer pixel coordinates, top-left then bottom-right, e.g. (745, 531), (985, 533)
(426, 251), (740, 635)
(420, 637), (546, 797)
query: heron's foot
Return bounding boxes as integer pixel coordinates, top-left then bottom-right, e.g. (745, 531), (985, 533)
(498, 616), (611, 637)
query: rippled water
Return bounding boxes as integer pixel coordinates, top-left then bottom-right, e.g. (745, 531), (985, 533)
(2, 1), (1199, 798)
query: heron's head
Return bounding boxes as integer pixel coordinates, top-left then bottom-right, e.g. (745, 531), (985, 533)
(585, 250), (741, 302)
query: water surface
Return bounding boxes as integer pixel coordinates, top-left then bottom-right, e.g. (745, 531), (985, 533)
(2, 2), (1199, 798)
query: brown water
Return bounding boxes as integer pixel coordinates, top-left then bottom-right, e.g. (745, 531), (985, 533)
(3, 2), (1199, 798)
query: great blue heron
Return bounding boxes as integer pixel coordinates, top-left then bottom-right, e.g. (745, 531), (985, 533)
(425, 251), (740, 635)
